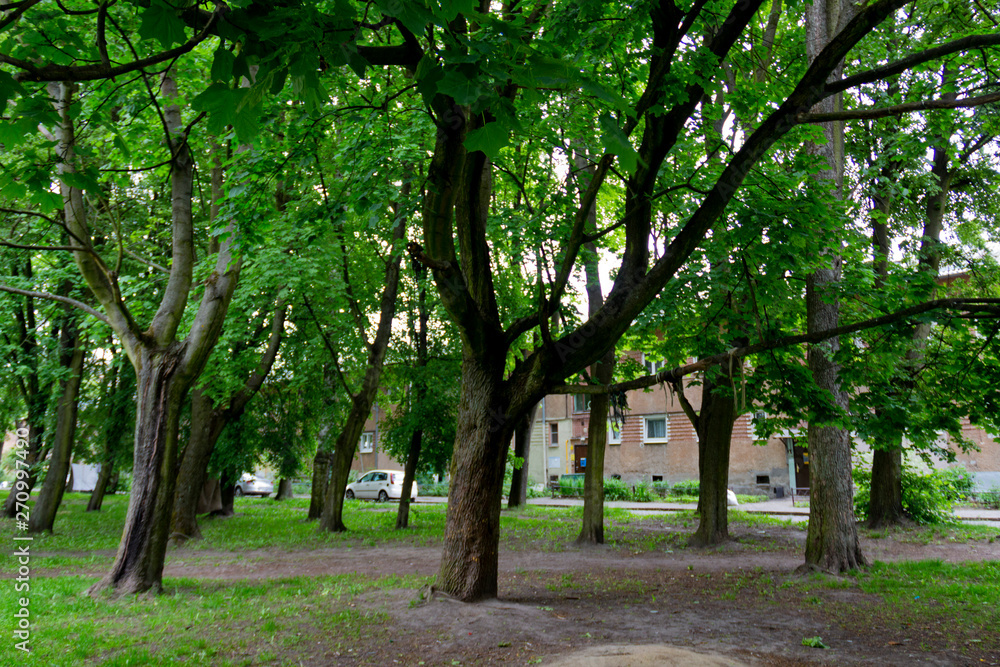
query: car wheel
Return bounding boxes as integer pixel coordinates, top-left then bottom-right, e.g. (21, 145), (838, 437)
(345, 489), (355, 500)
(378, 490), (389, 503)
(234, 486), (244, 497)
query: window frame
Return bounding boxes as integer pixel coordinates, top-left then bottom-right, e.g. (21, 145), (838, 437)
(607, 420), (622, 445)
(549, 423), (559, 447)
(573, 394), (591, 413)
(642, 353), (665, 376)
(643, 415), (669, 444)
(359, 432), (375, 453)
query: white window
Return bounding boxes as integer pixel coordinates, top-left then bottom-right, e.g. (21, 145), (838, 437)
(607, 420), (622, 445)
(573, 394), (591, 413)
(643, 353), (665, 375)
(549, 423), (559, 447)
(644, 415), (669, 443)
(359, 432), (374, 453)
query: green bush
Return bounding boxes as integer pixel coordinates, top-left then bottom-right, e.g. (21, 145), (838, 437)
(631, 481), (654, 502)
(853, 464), (968, 525)
(420, 481), (449, 496)
(671, 479), (700, 497)
(978, 487), (1000, 509)
(937, 467), (975, 502)
(603, 477), (631, 501)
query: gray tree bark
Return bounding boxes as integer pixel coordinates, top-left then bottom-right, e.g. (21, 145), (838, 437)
(803, 0), (866, 573)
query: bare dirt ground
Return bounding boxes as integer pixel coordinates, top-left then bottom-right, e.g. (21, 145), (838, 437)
(161, 519), (999, 666)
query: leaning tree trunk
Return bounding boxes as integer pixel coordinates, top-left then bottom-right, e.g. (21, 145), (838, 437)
(28, 320), (86, 533)
(308, 449), (331, 519)
(274, 478), (294, 500)
(170, 388), (223, 541)
(436, 356), (518, 601)
(396, 429), (423, 529)
(689, 365), (740, 547)
(88, 345), (189, 595)
(319, 410), (372, 532)
(87, 460), (114, 512)
(507, 403), (539, 509)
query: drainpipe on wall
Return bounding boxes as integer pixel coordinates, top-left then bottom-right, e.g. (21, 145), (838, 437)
(541, 396), (547, 484)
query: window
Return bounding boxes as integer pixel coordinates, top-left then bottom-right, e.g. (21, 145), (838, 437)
(643, 353), (665, 375)
(573, 394), (591, 413)
(549, 423), (559, 447)
(358, 472), (375, 483)
(359, 432), (374, 453)
(373, 472), (387, 482)
(644, 415), (669, 443)
(607, 420), (622, 444)
(749, 411), (767, 439)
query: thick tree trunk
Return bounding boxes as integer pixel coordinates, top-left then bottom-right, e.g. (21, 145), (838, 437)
(868, 444), (905, 527)
(87, 461), (114, 512)
(170, 388), (223, 542)
(396, 429), (422, 529)
(88, 345), (188, 596)
(28, 319), (85, 533)
(801, 0), (866, 574)
(435, 356), (516, 601)
(3, 420), (44, 517)
(274, 478), (294, 500)
(689, 366), (739, 547)
(319, 408), (371, 532)
(507, 403), (538, 509)
(576, 352), (614, 544)
(308, 450), (331, 519)
(217, 467), (236, 516)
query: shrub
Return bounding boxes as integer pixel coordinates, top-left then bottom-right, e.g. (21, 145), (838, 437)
(979, 487), (1000, 510)
(603, 477), (631, 501)
(631, 481), (654, 502)
(671, 479), (700, 497)
(853, 464), (967, 525)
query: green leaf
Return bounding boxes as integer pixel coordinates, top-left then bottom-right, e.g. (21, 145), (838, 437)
(801, 637), (827, 649)
(138, 0), (188, 50)
(375, 0), (434, 35)
(234, 106), (259, 144)
(211, 47), (236, 83)
(439, 0), (477, 21)
(112, 134), (131, 159)
(598, 113), (638, 173)
(464, 121), (509, 158)
(0, 70), (24, 112)
(437, 68), (486, 104)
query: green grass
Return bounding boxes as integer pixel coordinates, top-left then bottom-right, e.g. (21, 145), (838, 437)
(0, 572), (426, 666)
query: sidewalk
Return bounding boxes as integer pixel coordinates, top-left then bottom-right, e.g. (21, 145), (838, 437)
(521, 495), (1000, 524)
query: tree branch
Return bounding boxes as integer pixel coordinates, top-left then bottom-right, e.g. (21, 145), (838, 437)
(5, 8), (221, 82)
(828, 33), (1000, 96)
(552, 297), (1000, 395)
(0, 285), (110, 325)
(797, 91), (1000, 123)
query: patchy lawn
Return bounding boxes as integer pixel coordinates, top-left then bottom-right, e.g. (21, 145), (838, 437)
(1, 494), (998, 665)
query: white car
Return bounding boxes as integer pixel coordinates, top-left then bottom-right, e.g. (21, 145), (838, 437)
(234, 473), (274, 497)
(345, 470), (418, 502)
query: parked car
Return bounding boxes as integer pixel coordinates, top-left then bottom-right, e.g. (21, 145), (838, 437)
(234, 473), (273, 497)
(345, 470), (418, 502)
